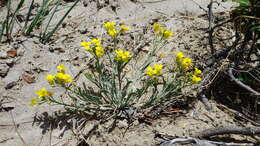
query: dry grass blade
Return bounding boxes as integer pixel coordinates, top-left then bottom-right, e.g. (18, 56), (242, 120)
(41, 0), (61, 39)
(41, 0), (80, 44)
(8, 0), (25, 35)
(25, 0), (53, 35)
(0, 0), (25, 42)
(22, 0), (35, 34)
(9, 111), (28, 146)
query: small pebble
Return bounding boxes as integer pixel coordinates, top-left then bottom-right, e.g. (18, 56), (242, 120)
(0, 64), (10, 77)
(5, 81), (17, 90)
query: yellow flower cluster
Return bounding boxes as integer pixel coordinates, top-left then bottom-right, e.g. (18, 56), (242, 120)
(56, 64), (66, 73)
(115, 49), (132, 63)
(81, 38), (105, 58)
(175, 52), (192, 70)
(152, 24), (173, 39)
(55, 72), (73, 84)
(36, 88), (53, 98)
(30, 64), (73, 106)
(30, 88), (53, 106)
(192, 67), (202, 84)
(103, 22), (130, 37)
(175, 51), (202, 83)
(45, 64), (72, 87)
(146, 64), (163, 78)
(182, 58), (192, 70)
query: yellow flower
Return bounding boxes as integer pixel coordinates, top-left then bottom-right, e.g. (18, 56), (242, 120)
(36, 88), (53, 98)
(153, 24), (173, 39)
(163, 30), (173, 39)
(81, 41), (92, 51)
(95, 46), (105, 57)
(194, 68), (202, 76)
(146, 66), (157, 77)
(181, 58), (192, 70)
(115, 49), (131, 62)
(45, 75), (55, 87)
(56, 72), (72, 83)
(176, 52), (184, 60)
(104, 22), (116, 30)
(154, 64), (163, 75)
(108, 29), (118, 37)
(81, 39), (104, 56)
(29, 97), (38, 106)
(175, 52), (185, 65)
(57, 64), (67, 73)
(91, 38), (101, 47)
(120, 25), (130, 32)
(146, 64), (163, 77)
(153, 23), (161, 33)
(192, 75), (202, 84)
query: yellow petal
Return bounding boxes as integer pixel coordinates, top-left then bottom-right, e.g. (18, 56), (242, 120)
(57, 64), (67, 73)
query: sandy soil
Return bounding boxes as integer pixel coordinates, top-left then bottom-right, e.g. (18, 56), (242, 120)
(1, 0), (258, 146)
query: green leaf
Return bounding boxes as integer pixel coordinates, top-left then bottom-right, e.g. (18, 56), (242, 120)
(250, 25), (260, 31)
(231, 0), (249, 5)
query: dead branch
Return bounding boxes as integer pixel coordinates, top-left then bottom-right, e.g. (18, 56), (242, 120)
(208, 0), (215, 54)
(210, 19), (232, 31)
(155, 131), (256, 146)
(196, 66), (220, 111)
(206, 0), (233, 56)
(197, 94), (212, 110)
(197, 126), (260, 139)
(228, 67), (260, 96)
(160, 137), (254, 146)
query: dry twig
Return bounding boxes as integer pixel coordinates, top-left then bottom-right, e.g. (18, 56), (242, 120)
(197, 126), (260, 139)
(228, 67), (260, 96)
(9, 111), (28, 146)
(160, 137), (254, 146)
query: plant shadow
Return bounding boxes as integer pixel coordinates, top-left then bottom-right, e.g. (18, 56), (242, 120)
(32, 111), (98, 137)
(32, 96), (194, 139)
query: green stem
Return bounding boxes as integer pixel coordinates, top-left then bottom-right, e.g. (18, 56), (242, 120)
(49, 97), (110, 111)
(117, 63), (122, 90)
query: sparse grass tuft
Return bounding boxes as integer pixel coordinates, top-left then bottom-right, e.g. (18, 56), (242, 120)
(0, 0), (25, 42)
(0, 0), (80, 44)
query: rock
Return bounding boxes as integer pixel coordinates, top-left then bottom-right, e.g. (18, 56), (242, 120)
(5, 81), (17, 89)
(7, 49), (17, 57)
(117, 119), (128, 129)
(83, 0), (88, 7)
(21, 72), (35, 84)
(79, 28), (89, 34)
(0, 51), (8, 59)
(17, 48), (25, 56)
(0, 58), (15, 66)
(0, 64), (10, 77)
